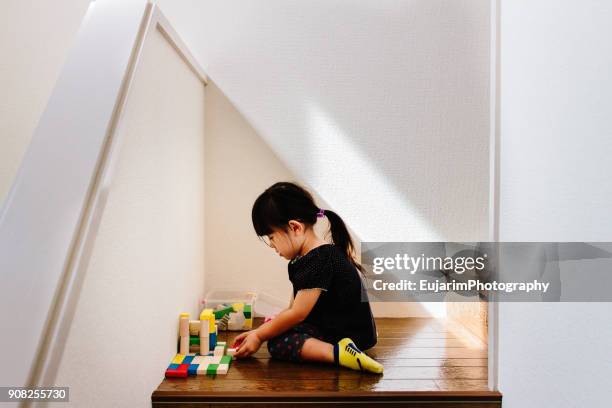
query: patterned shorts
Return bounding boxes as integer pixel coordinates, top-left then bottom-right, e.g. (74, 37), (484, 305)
(266, 323), (333, 362)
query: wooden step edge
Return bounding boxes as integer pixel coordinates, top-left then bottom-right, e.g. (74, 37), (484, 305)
(152, 390), (502, 403)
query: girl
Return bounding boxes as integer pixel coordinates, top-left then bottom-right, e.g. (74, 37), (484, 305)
(233, 182), (383, 374)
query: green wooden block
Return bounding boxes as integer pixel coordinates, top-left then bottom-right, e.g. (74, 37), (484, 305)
(220, 355), (232, 365)
(244, 304), (252, 313)
(206, 363), (219, 375)
(244, 311), (251, 319)
(214, 305), (233, 319)
(189, 336), (200, 345)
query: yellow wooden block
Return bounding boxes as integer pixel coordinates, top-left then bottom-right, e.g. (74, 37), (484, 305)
(199, 308), (213, 320)
(200, 309), (215, 332)
(189, 320), (201, 336)
(231, 302), (244, 312)
(172, 354), (185, 364)
(244, 318), (253, 329)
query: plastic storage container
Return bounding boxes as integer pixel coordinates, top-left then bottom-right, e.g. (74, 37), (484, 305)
(202, 290), (257, 331)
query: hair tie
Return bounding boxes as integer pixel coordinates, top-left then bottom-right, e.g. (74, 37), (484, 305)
(316, 208), (325, 218)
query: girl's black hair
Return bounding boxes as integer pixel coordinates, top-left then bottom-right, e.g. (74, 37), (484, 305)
(252, 181), (363, 272)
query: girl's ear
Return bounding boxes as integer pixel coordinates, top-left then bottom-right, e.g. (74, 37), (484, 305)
(287, 220), (304, 235)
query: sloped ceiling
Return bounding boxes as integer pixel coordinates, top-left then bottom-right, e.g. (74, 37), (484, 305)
(155, 0), (491, 242)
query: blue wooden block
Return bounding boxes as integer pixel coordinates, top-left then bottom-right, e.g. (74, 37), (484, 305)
(209, 332), (217, 351)
(183, 355), (194, 364)
(188, 364), (199, 376)
(168, 363), (179, 369)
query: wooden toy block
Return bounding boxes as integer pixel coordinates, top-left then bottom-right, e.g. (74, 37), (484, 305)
(199, 309), (215, 332)
(200, 337), (209, 353)
(206, 363), (219, 375)
(226, 348), (236, 359)
(182, 355), (194, 364)
(209, 332), (217, 350)
(165, 368), (182, 378)
(214, 345), (224, 356)
(188, 364), (199, 376)
(220, 355), (232, 365)
(216, 364), (229, 374)
(165, 363), (189, 378)
(244, 317), (253, 329)
(214, 305), (234, 319)
(171, 354), (185, 365)
(188, 320), (201, 336)
(179, 335), (189, 355)
(198, 356), (215, 365)
(199, 308), (212, 320)
(196, 364), (209, 375)
(167, 363), (179, 370)
(179, 314), (190, 337)
(189, 345), (200, 353)
(204, 355), (221, 364)
(189, 336), (200, 345)
(231, 302), (244, 312)
(199, 319), (210, 352)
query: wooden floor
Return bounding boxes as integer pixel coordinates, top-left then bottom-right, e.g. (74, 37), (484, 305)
(152, 318), (501, 407)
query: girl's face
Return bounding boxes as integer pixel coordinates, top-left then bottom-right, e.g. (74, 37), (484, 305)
(265, 221), (305, 260)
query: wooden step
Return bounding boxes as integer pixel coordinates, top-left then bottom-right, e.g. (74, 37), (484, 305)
(152, 318), (501, 407)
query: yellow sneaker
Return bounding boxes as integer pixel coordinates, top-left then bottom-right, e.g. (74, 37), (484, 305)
(335, 338), (383, 374)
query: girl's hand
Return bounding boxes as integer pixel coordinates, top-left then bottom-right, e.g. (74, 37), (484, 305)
(233, 330), (262, 359)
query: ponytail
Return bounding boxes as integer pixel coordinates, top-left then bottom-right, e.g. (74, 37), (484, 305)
(323, 209), (363, 273)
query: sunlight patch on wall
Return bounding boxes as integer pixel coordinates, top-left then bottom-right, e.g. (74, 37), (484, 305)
(305, 103), (446, 317)
(304, 102), (443, 242)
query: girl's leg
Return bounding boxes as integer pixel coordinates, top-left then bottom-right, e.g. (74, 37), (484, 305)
(302, 337), (384, 374)
(299, 338), (334, 363)
(268, 324), (383, 374)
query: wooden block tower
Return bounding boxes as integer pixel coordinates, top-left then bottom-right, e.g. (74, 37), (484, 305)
(199, 308), (217, 352)
(178, 312), (190, 355)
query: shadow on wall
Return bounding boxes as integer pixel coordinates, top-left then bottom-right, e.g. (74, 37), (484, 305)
(205, 80), (447, 317)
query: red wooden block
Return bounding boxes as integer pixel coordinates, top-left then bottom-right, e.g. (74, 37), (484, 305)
(165, 363), (189, 378)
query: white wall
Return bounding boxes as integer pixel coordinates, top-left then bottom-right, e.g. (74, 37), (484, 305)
(52, 24), (206, 407)
(158, 0), (492, 317)
(204, 80), (295, 306)
(156, 0), (491, 243)
(498, 1), (612, 406)
(0, 0), (91, 206)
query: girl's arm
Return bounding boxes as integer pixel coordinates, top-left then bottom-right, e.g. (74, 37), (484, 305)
(256, 289), (321, 341)
(233, 289), (321, 358)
